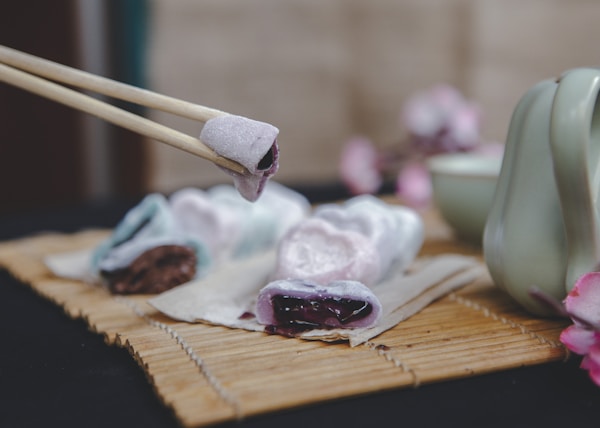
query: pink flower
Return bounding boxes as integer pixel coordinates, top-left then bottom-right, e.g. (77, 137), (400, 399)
(565, 272), (600, 329)
(560, 272), (600, 386)
(339, 136), (383, 195)
(560, 325), (598, 354)
(401, 84), (482, 154)
(402, 85), (463, 137)
(446, 102), (482, 150)
(581, 343), (600, 385)
(338, 84), (492, 206)
(395, 162), (432, 209)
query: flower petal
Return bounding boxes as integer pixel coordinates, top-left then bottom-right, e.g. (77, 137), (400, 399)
(395, 162), (432, 208)
(428, 84), (465, 118)
(560, 324), (597, 354)
(565, 272), (600, 329)
(401, 85), (464, 138)
(447, 103), (482, 150)
(582, 343), (600, 386)
(401, 93), (443, 137)
(339, 136), (382, 195)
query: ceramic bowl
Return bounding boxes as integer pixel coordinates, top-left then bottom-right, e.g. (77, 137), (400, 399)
(427, 153), (502, 245)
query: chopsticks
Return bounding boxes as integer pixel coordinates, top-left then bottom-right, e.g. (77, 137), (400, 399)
(0, 45), (247, 175)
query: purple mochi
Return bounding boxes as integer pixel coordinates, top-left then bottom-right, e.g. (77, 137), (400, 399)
(256, 278), (382, 333)
(199, 115), (279, 202)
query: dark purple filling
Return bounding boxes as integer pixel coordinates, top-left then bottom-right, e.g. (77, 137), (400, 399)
(268, 295), (372, 336)
(257, 144), (275, 171)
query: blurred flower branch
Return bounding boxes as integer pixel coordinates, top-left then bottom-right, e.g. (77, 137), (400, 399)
(339, 84), (503, 208)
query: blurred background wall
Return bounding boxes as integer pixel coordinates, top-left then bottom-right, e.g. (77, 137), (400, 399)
(145, 0), (600, 194)
(0, 0), (149, 214)
(1, 0), (600, 214)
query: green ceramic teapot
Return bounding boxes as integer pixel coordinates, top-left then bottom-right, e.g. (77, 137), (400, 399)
(484, 68), (600, 316)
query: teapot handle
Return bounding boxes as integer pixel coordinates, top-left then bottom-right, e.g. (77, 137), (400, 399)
(550, 68), (600, 291)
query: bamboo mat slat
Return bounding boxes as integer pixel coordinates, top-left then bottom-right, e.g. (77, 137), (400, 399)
(0, 212), (570, 427)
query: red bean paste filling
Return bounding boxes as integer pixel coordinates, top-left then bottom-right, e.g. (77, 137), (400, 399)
(266, 295), (372, 336)
(101, 245), (196, 294)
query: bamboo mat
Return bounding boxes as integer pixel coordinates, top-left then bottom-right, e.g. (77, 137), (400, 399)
(0, 210), (569, 427)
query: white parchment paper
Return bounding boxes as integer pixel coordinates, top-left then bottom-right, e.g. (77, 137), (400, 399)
(45, 249), (483, 347)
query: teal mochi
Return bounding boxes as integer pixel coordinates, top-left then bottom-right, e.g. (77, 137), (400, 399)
(91, 193), (212, 278)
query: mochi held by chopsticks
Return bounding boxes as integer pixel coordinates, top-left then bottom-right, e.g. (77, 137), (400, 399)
(200, 115), (280, 202)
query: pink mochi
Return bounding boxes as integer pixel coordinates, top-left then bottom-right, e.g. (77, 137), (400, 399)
(273, 217), (381, 286)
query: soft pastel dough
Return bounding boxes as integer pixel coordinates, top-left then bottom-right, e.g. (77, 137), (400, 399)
(314, 195), (424, 280)
(256, 278), (382, 329)
(273, 195), (424, 286)
(92, 182), (309, 289)
(171, 182), (310, 261)
(169, 187), (243, 262)
(274, 217), (382, 286)
(259, 196), (424, 331)
(199, 115), (280, 202)
(91, 194), (211, 277)
(91, 194), (172, 270)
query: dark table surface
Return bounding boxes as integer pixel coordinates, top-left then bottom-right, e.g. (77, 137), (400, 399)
(1, 190), (599, 428)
